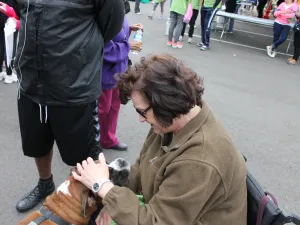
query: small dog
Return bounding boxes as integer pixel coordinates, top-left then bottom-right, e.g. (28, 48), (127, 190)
(18, 158), (130, 225)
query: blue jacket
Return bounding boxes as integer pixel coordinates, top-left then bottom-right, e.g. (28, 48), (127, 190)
(102, 16), (130, 90)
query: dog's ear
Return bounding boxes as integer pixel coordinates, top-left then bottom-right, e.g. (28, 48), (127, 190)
(80, 185), (96, 218)
(69, 166), (79, 176)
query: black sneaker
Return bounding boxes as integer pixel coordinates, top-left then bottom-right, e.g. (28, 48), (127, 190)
(16, 176), (55, 212)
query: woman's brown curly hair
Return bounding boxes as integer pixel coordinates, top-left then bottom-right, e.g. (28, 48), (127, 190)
(115, 53), (204, 127)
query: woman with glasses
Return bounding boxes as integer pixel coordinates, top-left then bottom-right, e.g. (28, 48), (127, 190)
(73, 53), (247, 225)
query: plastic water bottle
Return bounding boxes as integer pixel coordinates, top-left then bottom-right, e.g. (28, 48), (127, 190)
(131, 29), (143, 55)
(165, 18), (170, 36)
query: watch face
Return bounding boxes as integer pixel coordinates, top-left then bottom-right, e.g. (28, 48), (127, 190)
(93, 183), (100, 192)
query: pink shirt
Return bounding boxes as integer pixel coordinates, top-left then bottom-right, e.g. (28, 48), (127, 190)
(274, 2), (298, 25)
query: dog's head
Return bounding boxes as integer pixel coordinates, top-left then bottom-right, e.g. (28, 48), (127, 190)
(108, 158), (131, 187)
(65, 158), (130, 219)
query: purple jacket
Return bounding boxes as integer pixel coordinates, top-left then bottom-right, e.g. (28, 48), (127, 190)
(102, 17), (130, 90)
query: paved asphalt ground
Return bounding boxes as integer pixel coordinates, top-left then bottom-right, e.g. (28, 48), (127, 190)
(1, 2), (300, 224)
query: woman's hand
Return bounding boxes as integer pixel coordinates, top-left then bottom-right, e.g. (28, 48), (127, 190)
(130, 23), (144, 32)
(95, 208), (113, 225)
(0, 2), (7, 13)
(72, 153), (113, 198)
(130, 41), (143, 52)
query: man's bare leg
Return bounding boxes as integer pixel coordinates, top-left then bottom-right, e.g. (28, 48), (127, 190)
(35, 149), (53, 180)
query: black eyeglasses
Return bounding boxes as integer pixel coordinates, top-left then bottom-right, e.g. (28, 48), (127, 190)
(135, 105), (151, 118)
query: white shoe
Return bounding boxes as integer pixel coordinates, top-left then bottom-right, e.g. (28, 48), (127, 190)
(4, 73), (18, 84)
(271, 50), (277, 58)
(200, 45), (209, 51)
(266, 46), (273, 57)
(179, 36), (183, 41)
(0, 71), (6, 81)
(188, 37), (192, 43)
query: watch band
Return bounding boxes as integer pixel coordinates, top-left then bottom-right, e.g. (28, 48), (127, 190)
(92, 179), (111, 194)
(100, 179), (111, 186)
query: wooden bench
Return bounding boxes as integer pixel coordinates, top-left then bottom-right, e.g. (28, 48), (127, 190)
(208, 9), (294, 53)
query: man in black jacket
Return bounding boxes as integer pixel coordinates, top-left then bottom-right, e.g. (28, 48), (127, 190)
(8, 0), (125, 213)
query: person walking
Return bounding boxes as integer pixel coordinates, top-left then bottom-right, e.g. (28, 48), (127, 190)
(148, 0), (166, 20)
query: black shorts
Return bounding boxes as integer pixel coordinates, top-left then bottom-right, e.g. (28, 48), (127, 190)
(18, 94), (102, 166)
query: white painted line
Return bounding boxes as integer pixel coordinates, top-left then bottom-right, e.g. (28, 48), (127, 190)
(189, 33), (292, 56)
(228, 28), (273, 38)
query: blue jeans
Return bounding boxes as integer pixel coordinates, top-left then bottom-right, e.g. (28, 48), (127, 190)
(272, 22), (290, 49)
(201, 7), (213, 47)
(228, 5), (239, 32)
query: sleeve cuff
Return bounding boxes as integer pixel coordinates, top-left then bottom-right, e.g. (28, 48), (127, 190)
(16, 20), (20, 30)
(102, 185), (120, 204)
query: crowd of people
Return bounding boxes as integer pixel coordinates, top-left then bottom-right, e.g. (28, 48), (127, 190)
(133, 0), (300, 64)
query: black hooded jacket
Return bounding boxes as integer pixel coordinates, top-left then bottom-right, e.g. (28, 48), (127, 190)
(12, 0), (124, 105)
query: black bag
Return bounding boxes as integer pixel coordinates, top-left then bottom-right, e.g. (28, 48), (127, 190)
(244, 155), (300, 225)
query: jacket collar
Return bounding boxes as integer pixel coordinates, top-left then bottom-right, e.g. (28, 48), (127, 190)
(161, 100), (210, 153)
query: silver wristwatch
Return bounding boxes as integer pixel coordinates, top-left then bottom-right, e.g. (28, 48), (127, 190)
(92, 179), (111, 194)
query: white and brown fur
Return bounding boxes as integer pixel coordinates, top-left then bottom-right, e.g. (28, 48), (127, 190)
(18, 158), (130, 225)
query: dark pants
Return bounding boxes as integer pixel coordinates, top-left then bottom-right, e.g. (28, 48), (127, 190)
(181, 9), (199, 38)
(135, 0), (141, 13)
(293, 31), (300, 61)
(272, 22), (290, 49)
(225, 0), (237, 13)
(201, 7), (213, 47)
(0, 28), (12, 75)
(257, 0), (267, 18)
(225, 1), (238, 32)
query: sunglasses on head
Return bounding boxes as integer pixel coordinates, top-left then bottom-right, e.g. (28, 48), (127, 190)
(135, 105), (151, 118)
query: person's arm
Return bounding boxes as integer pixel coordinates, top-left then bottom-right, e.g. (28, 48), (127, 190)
(103, 32), (130, 63)
(9, 0), (20, 18)
(213, 0), (222, 9)
(283, 5), (298, 19)
(0, 2), (20, 30)
(102, 160), (224, 225)
(274, 3), (284, 16)
(94, 0), (125, 43)
(5, 5), (19, 19)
